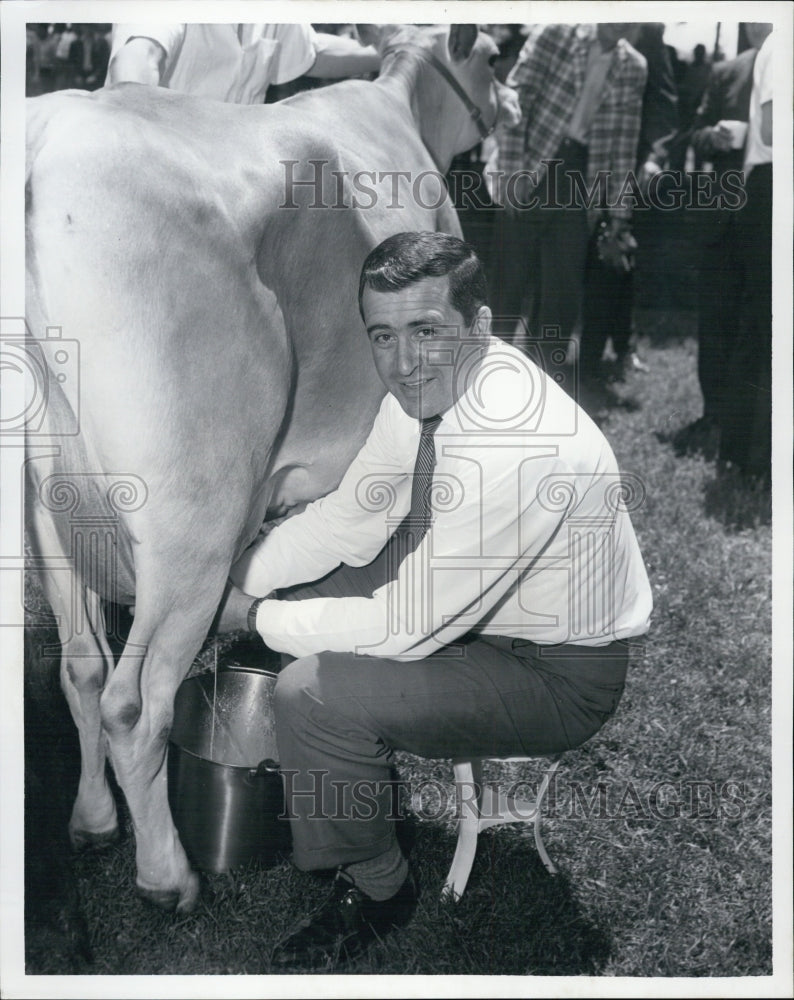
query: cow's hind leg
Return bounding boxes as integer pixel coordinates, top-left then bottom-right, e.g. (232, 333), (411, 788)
(99, 561), (231, 912)
(27, 512), (119, 850)
(64, 588), (120, 850)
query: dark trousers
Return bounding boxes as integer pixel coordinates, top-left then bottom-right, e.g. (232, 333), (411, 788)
(581, 240), (634, 374)
(273, 529), (629, 871)
(489, 140), (590, 363)
(719, 163), (772, 479)
(696, 211), (746, 422)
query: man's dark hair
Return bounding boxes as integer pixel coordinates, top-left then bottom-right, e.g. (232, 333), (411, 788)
(358, 231), (489, 326)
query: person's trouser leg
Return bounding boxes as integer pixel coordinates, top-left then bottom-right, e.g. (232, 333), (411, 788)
(529, 204), (589, 374)
(609, 270), (634, 363)
(719, 164), (772, 478)
(697, 214), (743, 423)
(581, 236), (633, 376)
(489, 207), (538, 341)
(525, 144), (590, 375)
(274, 632), (628, 871)
(490, 141), (590, 353)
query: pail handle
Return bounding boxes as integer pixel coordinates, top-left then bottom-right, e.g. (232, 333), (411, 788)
(248, 757), (281, 780)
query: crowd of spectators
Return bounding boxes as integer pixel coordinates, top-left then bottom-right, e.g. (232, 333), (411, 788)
(26, 23), (111, 93)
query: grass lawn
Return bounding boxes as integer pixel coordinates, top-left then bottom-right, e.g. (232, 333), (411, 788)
(21, 290), (778, 983)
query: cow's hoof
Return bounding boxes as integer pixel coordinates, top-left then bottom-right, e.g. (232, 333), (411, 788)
(69, 826), (120, 854)
(137, 873), (200, 914)
(137, 886), (182, 911)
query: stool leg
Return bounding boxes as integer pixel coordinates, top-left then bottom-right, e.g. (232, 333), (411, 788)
(441, 759), (483, 901)
(533, 757), (561, 875)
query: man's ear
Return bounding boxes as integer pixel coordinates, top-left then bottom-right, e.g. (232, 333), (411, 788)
(448, 24), (478, 62)
(473, 305), (492, 339)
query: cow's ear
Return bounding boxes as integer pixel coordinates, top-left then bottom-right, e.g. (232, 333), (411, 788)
(355, 24), (402, 53)
(448, 24), (478, 62)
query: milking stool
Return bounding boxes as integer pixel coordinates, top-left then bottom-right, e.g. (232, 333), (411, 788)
(442, 755), (563, 900)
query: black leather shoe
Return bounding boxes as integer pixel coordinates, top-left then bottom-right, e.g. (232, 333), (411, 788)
(271, 868), (418, 972)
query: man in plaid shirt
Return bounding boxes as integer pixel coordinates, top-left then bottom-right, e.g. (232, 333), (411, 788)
(489, 23), (647, 360)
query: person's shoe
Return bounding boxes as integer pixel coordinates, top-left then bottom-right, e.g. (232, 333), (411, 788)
(270, 868), (418, 972)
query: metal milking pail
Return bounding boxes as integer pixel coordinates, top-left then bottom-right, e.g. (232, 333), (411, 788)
(167, 664), (291, 874)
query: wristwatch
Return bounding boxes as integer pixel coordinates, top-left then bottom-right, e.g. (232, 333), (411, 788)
(247, 595), (269, 636)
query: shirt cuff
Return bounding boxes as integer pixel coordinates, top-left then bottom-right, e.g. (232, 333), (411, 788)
(255, 599), (290, 653)
(111, 23), (184, 60)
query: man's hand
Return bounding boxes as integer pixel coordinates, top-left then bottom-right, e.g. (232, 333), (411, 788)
(211, 581), (263, 635)
(495, 81), (522, 128)
(637, 159), (661, 195)
(107, 35), (166, 86)
(708, 124), (736, 153)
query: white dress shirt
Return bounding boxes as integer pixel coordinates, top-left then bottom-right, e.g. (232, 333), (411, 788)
(232, 338), (653, 660)
(108, 23), (317, 103)
(744, 34), (773, 173)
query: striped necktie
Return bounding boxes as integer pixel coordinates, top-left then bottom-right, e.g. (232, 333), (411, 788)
(408, 414), (443, 543)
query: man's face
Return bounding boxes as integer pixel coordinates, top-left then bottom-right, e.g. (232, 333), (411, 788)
(362, 275), (487, 420)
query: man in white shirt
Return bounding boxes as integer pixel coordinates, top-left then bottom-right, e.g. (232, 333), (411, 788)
(743, 30), (773, 174)
(218, 231), (652, 969)
(106, 23), (380, 104)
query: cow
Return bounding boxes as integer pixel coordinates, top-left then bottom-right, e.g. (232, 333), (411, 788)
(24, 23), (519, 912)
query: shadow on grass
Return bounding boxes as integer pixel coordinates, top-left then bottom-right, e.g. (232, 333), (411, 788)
(632, 306), (698, 347)
(383, 821), (613, 977)
(577, 376), (645, 425)
(702, 464), (772, 531)
(657, 416), (720, 462)
(653, 423), (772, 532)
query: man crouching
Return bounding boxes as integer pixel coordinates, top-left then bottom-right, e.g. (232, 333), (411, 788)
(217, 231), (652, 970)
